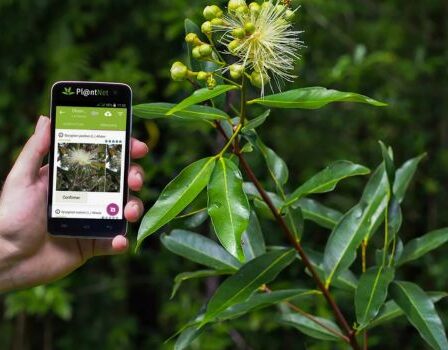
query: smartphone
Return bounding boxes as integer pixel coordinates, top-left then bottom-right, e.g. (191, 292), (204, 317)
(47, 81), (132, 238)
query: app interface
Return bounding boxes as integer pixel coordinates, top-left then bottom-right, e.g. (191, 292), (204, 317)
(52, 106), (127, 219)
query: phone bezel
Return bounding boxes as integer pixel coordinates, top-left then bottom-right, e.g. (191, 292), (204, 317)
(47, 81), (132, 239)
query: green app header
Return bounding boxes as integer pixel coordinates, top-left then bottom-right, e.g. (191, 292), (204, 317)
(56, 106), (126, 131)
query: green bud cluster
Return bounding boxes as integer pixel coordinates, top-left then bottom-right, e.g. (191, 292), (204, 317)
(203, 5), (223, 20)
(229, 64), (244, 79)
(250, 70), (270, 88)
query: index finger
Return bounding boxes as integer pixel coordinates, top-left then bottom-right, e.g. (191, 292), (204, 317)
(130, 138), (149, 159)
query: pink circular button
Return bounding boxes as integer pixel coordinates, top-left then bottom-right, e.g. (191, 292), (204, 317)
(106, 203), (119, 216)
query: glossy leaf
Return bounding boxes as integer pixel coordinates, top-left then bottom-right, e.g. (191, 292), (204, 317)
(391, 281), (448, 350)
(201, 249), (296, 324)
(161, 230), (241, 271)
(133, 103), (228, 121)
(167, 85), (237, 115)
(379, 141), (395, 190)
(398, 228), (448, 266)
(241, 211), (266, 261)
(355, 266), (395, 327)
(323, 165), (388, 284)
(208, 158), (250, 261)
(295, 198), (343, 229)
(170, 270), (232, 299)
(137, 157), (216, 247)
(367, 292), (448, 330)
(217, 289), (312, 321)
(303, 248), (358, 292)
(394, 154), (426, 203)
(387, 195), (402, 244)
(175, 326), (204, 350)
(242, 109), (271, 131)
(247, 87), (387, 109)
(284, 161), (370, 207)
(284, 206), (304, 242)
(279, 313), (343, 342)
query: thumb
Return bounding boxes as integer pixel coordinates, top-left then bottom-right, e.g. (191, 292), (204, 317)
(9, 116), (51, 184)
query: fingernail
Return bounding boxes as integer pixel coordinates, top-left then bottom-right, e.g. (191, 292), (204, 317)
(135, 171), (144, 184)
(132, 202), (140, 214)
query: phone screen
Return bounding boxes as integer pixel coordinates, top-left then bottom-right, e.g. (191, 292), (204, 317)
(48, 81), (131, 238)
(51, 106), (127, 219)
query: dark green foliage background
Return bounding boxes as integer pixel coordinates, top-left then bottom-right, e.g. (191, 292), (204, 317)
(0, 0), (446, 349)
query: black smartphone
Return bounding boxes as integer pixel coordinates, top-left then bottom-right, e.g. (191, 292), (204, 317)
(47, 81), (132, 238)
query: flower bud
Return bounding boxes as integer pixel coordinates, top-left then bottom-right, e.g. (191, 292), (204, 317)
(284, 9), (295, 21)
(201, 21), (213, 35)
(192, 46), (202, 59)
(199, 44), (213, 57)
(185, 33), (201, 46)
(207, 75), (217, 89)
(228, 39), (241, 54)
(232, 27), (246, 39)
(203, 5), (223, 20)
(249, 2), (261, 15)
(244, 22), (256, 34)
(228, 0), (246, 11)
(261, 1), (273, 11)
(197, 71), (209, 81)
(229, 64), (244, 79)
(170, 61), (188, 81)
(211, 18), (224, 25)
(250, 70), (270, 88)
(235, 5), (249, 16)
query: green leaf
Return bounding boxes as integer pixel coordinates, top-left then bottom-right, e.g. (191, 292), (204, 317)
(355, 266), (395, 327)
(247, 87), (387, 109)
(368, 292), (448, 330)
(137, 157), (216, 247)
(167, 85), (238, 115)
(241, 211), (266, 261)
(386, 195), (402, 244)
(398, 228), (448, 266)
(242, 109), (271, 131)
(201, 249), (296, 324)
(323, 165), (389, 284)
(390, 281), (448, 350)
(279, 313), (343, 342)
(295, 198), (343, 230)
(379, 141), (395, 190)
(133, 103), (228, 121)
(217, 289), (313, 321)
(284, 161), (370, 207)
(175, 325), (204, 350)
(161, 230), (241, 271)
(303, 248), (358, 292)
(170, 270), (233, 299)
(284, 206), (304, 242)
(394, 153), (426, 203)
(208, 158), (250, 261)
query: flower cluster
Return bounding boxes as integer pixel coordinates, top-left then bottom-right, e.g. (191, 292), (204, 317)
(170, 0), (303, 94)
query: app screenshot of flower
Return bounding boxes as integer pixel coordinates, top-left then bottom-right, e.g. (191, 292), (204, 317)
(51, 106), (127, 219)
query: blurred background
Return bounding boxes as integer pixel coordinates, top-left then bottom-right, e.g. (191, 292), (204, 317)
(0, 0), (447, 349)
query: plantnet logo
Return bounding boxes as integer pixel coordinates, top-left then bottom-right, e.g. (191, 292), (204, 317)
(62, 87), (75, 96)
(76, 88), (110, 97)
(61, 86), (110, 97)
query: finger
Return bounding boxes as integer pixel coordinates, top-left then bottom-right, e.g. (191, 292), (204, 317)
(124, 196), (144, 223)
(9, 116), (51, 184)
(128, 163), (144, 191)
(92, 235), (129, 257)
(130, 138), (149, 159)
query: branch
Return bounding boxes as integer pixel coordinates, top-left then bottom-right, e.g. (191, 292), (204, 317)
(215, 122), (361, 350)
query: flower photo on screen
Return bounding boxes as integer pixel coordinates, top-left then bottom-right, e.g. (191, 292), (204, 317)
(56, 143), (121, 192)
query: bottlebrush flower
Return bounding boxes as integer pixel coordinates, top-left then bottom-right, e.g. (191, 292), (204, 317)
(67, 148), (95, 166)
(215, 0), (303, 94)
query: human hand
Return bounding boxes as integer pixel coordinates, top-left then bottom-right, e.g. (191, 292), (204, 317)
(0, 116), (148, 291)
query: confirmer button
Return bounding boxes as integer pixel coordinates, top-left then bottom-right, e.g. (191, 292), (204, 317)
(54, 192), (88, 203)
